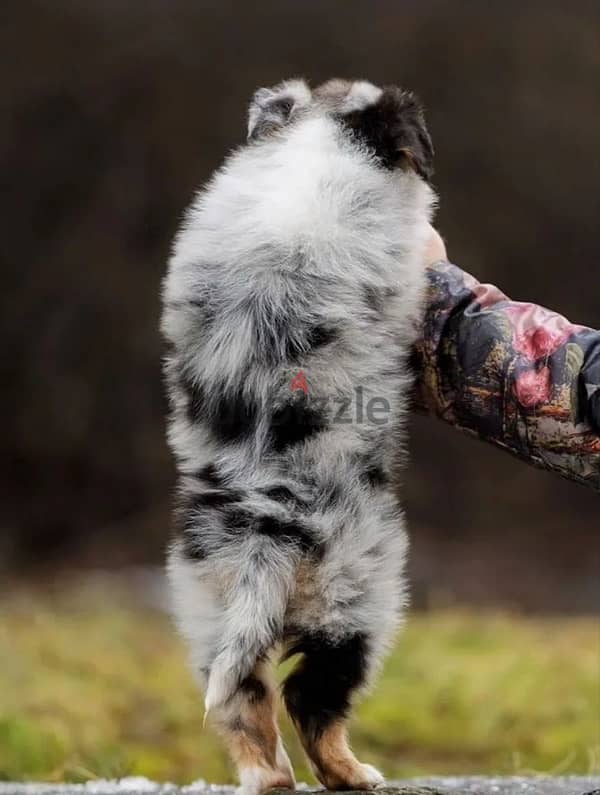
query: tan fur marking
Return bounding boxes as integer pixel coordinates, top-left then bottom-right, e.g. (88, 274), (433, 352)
(211, 662), (294, 790)
(303, 720), (372, 790)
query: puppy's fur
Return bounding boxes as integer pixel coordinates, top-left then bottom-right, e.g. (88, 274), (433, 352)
(161, 78), (435, 794)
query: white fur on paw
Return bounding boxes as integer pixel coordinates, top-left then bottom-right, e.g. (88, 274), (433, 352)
(237, 765), (294, 795)
(359, 763), (385, 788)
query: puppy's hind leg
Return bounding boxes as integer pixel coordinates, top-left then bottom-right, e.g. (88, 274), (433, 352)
(168, 543), (295, 795)
(211, 659), (295, 795)
(282, 631), (384, 791)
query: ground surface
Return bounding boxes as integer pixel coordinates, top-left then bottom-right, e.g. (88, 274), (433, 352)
(1, 778), (600, 795)
(1, 579), (598, 783)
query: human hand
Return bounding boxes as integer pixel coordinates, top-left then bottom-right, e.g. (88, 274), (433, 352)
(423, 225), (447, 265)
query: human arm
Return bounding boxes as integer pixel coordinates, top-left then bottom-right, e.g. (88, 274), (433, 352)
(413, 234), (600, 491)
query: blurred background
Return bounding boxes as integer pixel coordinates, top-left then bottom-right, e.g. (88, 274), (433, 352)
(1, 0), (598, 785)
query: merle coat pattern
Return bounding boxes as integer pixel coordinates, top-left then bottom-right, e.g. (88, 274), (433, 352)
(161, 78), (435, 794)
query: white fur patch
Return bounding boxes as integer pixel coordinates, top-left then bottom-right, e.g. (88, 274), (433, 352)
(237, 766), (290, 795)
(342, 80), (383, 112)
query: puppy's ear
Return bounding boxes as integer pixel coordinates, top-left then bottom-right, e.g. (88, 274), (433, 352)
(343, 86), (434, 181)
(247, 79), (311, 140)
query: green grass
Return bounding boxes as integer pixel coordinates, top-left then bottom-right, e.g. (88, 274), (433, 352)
(0, 583), (598, 783)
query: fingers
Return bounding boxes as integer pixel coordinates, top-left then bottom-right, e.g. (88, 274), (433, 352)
(423, 224), (447, 266)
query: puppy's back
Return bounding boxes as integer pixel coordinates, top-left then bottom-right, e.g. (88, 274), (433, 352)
(162, 79), (434, 714)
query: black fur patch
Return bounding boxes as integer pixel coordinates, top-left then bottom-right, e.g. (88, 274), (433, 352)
(354, 451), (389, 488)
(192, 489), (244, 508)
(239, 674), (268, 703)
(283, 632), (369, 738)
(260, 484), (308, 509)
(255, 515), (315, 552)
(362, 464), (389, 488)
(305, 324), (338, 351)
(270, 394), (328, 451)
(194, 463), (223, 487)
(214, 505), (320, 554)
(180, 376), (258, 442)
(261, 484), (297, 502)
(211, 386), (258, 442)
(223, 507), (253, 535)
(342, 87), (434, 179)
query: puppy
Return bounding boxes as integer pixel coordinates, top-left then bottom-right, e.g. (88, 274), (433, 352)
(161, 78), (435, 794)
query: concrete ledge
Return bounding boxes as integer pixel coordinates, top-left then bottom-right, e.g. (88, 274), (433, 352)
(1, 778), (599, 795)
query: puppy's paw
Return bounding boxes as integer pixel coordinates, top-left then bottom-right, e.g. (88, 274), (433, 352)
(315, 760), (385, 791)
(357, 762), (385, 788)
(237, 765), (295, 795)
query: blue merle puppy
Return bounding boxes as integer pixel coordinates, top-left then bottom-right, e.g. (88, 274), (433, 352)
(161, 78), (435, 794)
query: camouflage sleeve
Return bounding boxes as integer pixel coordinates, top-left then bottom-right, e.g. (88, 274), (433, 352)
(413, 260), (600, 491)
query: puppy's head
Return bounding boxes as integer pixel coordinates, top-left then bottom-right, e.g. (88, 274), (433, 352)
(247, 78), (433, 182)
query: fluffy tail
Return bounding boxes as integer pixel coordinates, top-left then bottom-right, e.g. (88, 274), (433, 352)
(204, 543), (293, 713)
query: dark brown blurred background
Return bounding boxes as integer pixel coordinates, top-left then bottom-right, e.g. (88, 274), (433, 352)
(2, 0), (598, 611)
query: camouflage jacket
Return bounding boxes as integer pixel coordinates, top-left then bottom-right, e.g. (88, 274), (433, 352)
(414, 261), (600, 491)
